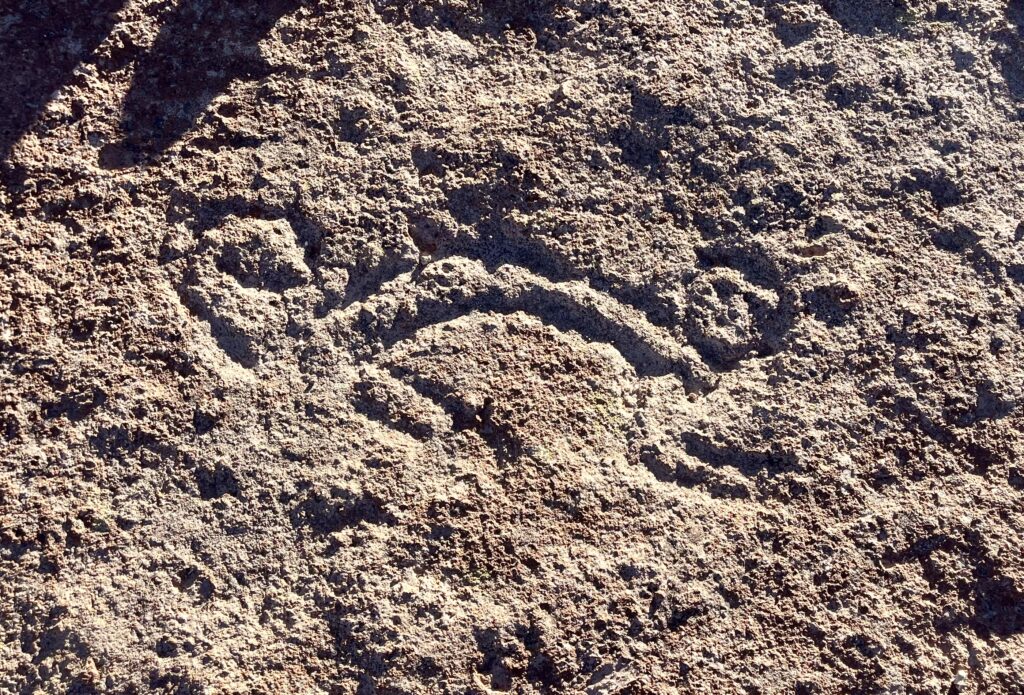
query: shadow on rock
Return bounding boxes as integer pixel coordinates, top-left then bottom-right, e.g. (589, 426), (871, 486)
(375, 0), (568, 46)
(815, 0), (914, 35)
(0, 0), (124, 169)
(103, 0), (300, 168)
(996, 0), (1024, 101)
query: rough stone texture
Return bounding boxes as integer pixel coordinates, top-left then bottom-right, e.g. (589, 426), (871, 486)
(2, 0), (1024, 692)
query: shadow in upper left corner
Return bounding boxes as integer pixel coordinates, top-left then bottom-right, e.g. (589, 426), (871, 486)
(101, 0), (302, 169)
(0, 0), (125, 173)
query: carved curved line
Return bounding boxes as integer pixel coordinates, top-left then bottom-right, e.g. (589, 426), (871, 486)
(341, 260), (715, 393)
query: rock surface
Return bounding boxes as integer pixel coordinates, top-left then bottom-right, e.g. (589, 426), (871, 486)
(2, 0), (1024, 692)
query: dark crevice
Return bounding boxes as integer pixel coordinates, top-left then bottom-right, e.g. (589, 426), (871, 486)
(352, 376), (437, 441)
(399, 372), (523, 465)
